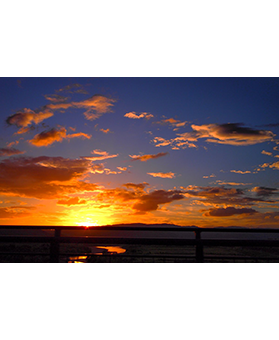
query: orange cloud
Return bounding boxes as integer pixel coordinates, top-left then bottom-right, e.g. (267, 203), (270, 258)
(269, 161), (279, 169)
(57, 197), (87, 206)
(6, 109), (53, 128)
(147, 172), (175, 178)
(29, 127), (67, 146)
(203, 174), (216, 178)
(97, 184), (184, 213)
(0, 206), (35, 219)
(261, 150), (273, 156)
(117, 167), (127, 171)
(230, 170), (251, 174)
(83, 149), (118, 162)
(0, 156), (98, 199)
(215, 180), (251, 186)
(153, 123), (276, 149)
(29, 127), (91, 147)
(73, 95), (116, 120)
(124, 111), (154, 119)
(129, 152), (168, 162)
(177, 123), (275, 146)
(155, 118), (188, 129)
(132, 190), (184, 212)
(100, 128), (111, 134)
(0, 148), (25, 157)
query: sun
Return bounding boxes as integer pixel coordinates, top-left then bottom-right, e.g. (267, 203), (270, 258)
(77, 221), (98, 227)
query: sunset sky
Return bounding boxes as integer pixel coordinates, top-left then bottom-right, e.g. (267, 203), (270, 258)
(1, 77), (279, 227)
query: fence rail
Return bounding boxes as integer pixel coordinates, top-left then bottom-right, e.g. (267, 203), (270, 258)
(0, 225), (279, 262)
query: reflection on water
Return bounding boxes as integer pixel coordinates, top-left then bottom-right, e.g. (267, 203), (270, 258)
(68, 246), (126, 262)
(68, 256), (88, 263)
(96, 246), (126, 254)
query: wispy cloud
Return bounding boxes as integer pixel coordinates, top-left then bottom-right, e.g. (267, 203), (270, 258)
(261, 150), (273, 156)
(0, 148), (25, 157)
(83, 149), (118, 162)
(44, 94), (69, 103)
(129, 152), (168, 162)
(230, 170), (251, 174)
(124, 111), (154, 119)
(203, 174), (216, 178)
(215, 180), (251, 186)
(147, 172), (175, 178)
(203, 207), (257, 217)
(155, 117), (188, 130)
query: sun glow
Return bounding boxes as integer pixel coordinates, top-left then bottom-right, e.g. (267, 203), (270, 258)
(77, 221), (98, 227)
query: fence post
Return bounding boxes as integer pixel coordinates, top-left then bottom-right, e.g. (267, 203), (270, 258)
(195, 230), (204, 263)
(50, 228), (61, 263)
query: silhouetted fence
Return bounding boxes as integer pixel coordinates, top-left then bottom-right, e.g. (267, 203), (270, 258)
(0, 225), (279, 262)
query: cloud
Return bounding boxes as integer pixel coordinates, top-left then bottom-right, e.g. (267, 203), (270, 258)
(123, 183), (149, 191)
(185, 123), (275, 146)
(203, 174), (216, 178)
(0, 148), (25, 157)
(96, 184), (184, 213)
(44, 94), (69, 103)
(261, 150), (273, 156)
(153, 136), (197, 149)
(259, 161), (279, 170)
(230, 170), (251, 174)
(215, 180), (251, 186)
(73, 95), (116, 120)
(154, 123), (276, 149)
(132, 190), (185, 212)
(269, 161), (279, 169)
(0, 156), (98, 199)
(129, 152), (168, 162)
(155, 118), (188, 129)
(6, 94), (116, 135)
(28, 127), (91, 147)
(7, 141), (19, 148)
(147, 172), (175, 178)
(182, 185), (275, 207)
(124, 111), (154, 119)
(55, 83), (88, 94)
(251, 186), (278, 197)
(57, 197), (87, 206)
(14, 127), (35, 135)
(66, 132), (92, 140)
(0, 206), (34, 219)
(100, 128), (111, 134)
(83, 149), (118, 162)
(6, 109), (53, 128)
(203, 207), (257, 217)
(117, 167), (127, 171)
